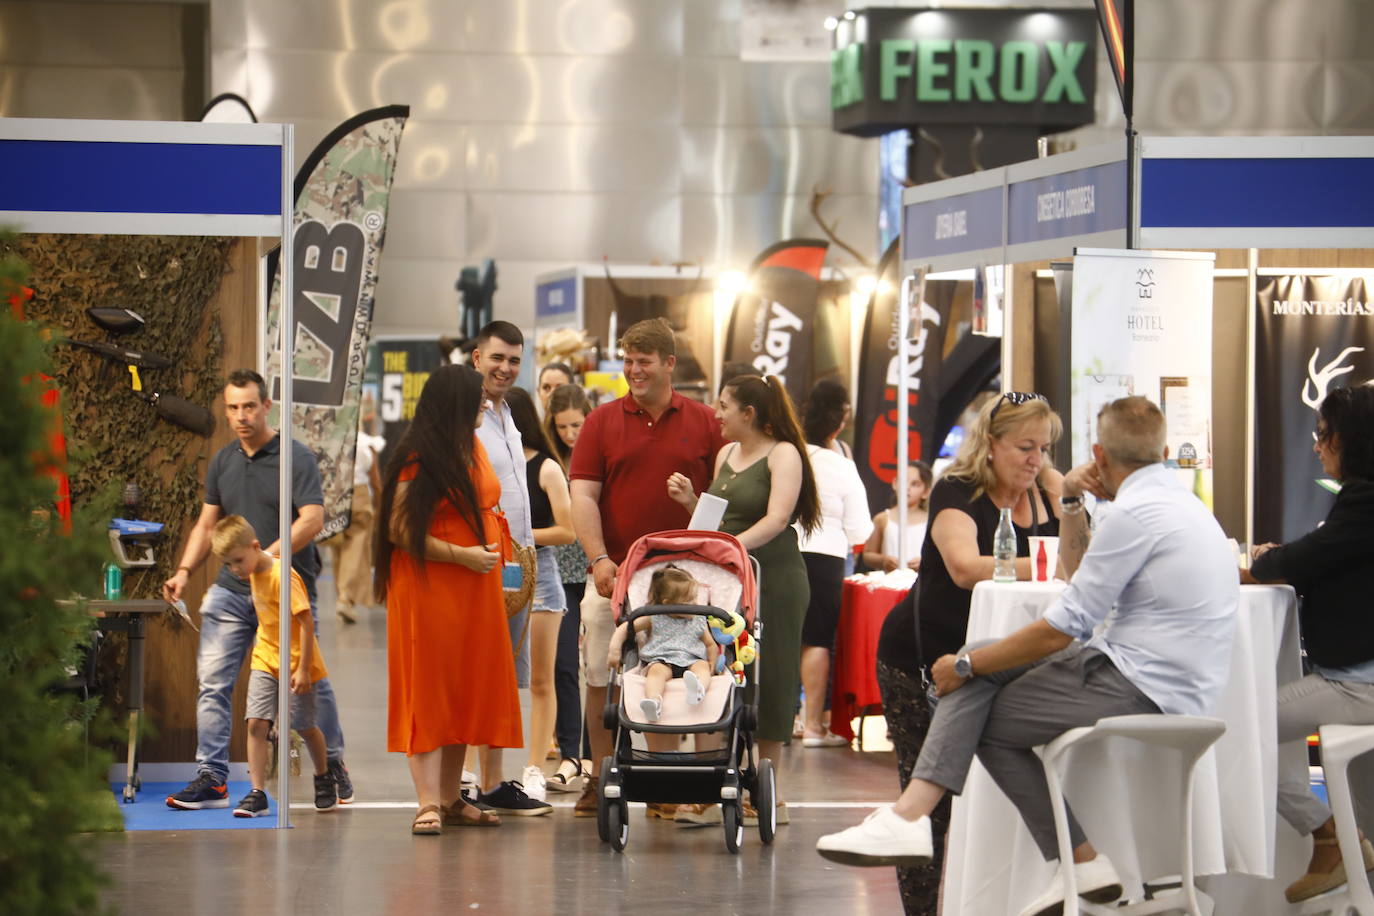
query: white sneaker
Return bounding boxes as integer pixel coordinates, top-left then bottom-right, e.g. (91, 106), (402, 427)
(520, 765), (547, 803)
(640, 696), (662, 722)
(1017, 854), (1123, 916)
(683, 671), (705, 706)
(815, 807), (932, 867)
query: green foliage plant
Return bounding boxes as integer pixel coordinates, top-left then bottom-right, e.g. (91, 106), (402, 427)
(0, 247), (117, 916)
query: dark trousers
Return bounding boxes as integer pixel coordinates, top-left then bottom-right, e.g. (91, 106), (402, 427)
(555, 581), (587, 761)
(876, 658), (949, 916)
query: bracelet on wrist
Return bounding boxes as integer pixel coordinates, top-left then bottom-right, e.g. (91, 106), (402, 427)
(587, 554), (611, 574)
(176, 565), (192, 574)
(1060, 496), (1085, 515)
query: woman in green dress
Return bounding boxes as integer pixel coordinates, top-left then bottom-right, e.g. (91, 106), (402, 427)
(667, 374), (820, 820)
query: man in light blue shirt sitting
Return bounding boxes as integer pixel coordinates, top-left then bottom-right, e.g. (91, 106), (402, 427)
(817, 396), (1239, 916)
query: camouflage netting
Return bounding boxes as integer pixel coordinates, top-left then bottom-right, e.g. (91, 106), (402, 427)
(4, 234), (235, 705)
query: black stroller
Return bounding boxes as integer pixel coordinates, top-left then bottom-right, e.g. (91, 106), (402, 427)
(597, 529), (773, 853)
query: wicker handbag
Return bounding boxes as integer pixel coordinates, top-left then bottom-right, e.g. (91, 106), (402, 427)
(492, 504), (536, 618)
(503, 542), (537, 618)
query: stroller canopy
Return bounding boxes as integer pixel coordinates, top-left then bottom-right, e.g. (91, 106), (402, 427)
(610, 529), (758, 626)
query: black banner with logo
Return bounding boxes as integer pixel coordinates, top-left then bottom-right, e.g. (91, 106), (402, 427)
(721, 239), (828, 405)
(370, 337), (445, 479)
(1254, 275), (1373, 543)
(264, 105), (410, 539)
(1093, 0), (1132, 119)
(853, 241), (966, 514)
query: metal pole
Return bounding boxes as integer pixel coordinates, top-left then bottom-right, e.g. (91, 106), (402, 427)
(276, 123), (294, 829)
(1244, 247), (1258, 551)
(895, 274), (913, 570)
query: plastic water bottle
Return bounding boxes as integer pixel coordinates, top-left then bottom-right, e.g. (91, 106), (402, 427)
(992, 507), (1017, 582)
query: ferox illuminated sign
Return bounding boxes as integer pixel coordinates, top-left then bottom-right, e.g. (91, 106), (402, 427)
(831, 8), (1098, 137)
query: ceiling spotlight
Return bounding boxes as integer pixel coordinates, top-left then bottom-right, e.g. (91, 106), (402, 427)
(824, 16), (838, 30)
(843, 10), (857, 20)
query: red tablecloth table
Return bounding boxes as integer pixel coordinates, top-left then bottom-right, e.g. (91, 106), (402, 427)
(828, 579), (911, 742)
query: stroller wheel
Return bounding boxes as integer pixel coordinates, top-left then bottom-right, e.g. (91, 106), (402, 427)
(756, 759), (777, 845)
(596, 758), (614, 843)
(723, 801), (744, 854)
(608, 799), (629, 852)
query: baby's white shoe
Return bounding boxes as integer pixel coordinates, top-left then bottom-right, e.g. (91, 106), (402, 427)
(684, 671), (706, 706)
(640, 696), (662, 722)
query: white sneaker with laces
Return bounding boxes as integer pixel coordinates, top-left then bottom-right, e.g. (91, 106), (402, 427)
(520, 765), (548, 802)
(1016, 854), (1123, 916)
(815, 807), (932, 867)
(683, 671), (705, 706)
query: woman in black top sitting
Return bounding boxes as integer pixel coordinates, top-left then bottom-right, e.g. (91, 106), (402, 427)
(1250, 384), (1374, 904)
(874, 391), (1066, 916)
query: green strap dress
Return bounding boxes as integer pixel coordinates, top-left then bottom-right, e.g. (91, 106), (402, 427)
(706, 445), (810, 744)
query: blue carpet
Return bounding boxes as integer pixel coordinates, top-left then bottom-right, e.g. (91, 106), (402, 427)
(112, 781), (284, 831)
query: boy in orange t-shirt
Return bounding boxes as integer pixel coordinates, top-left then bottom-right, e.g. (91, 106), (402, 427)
(211, 515), (336, 816)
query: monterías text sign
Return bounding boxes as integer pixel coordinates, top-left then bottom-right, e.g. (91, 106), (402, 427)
(831, 8), (1098, 137)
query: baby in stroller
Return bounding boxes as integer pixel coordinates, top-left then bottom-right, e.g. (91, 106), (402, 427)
(607, 565), (718, 723)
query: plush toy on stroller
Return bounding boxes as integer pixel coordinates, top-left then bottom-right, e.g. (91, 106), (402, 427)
(597, 529), (772, 854)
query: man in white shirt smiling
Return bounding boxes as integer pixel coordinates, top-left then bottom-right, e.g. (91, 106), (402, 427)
(817, 396), (1239, 916)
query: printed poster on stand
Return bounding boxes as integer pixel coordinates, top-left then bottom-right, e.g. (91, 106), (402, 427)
(1070, 248), (1215, 505)
(1253, 275), (1372, 543)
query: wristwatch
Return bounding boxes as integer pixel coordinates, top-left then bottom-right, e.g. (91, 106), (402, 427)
(954, 653), (974, 679)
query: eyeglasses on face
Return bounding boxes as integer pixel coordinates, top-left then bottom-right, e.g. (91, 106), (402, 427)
(989, 391), (1048, 423)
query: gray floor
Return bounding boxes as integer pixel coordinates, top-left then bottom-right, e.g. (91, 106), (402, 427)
(93, 562), (907, 915)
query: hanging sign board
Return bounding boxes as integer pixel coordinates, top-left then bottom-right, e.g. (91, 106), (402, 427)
(831, 7), (1098, 137)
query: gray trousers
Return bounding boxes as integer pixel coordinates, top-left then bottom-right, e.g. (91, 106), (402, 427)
(1276, 673), (1374, 835)
(912, 643), (1160, 861)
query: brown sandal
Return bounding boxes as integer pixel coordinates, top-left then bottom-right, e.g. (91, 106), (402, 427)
(411, 804), (442, 835)
(442, 801), (501, 827)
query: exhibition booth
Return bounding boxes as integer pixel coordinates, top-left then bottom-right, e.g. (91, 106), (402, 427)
(890, 134), (1374, 911)
(0, 116), (302, 827)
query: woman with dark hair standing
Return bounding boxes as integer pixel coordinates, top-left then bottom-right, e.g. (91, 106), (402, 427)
(797, 378), (873, 747)
(543, 383), (595, 792)
(668, 374), (821, 823)
(1250, 384), (1374, 904)
(505, 387), (576, 801)
(376, 364), (519, 835)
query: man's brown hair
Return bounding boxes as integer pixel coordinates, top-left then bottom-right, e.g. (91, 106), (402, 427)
(620, 317), (675, 360)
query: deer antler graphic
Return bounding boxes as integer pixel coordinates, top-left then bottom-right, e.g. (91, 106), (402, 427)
(1303, 346), (1365, 410)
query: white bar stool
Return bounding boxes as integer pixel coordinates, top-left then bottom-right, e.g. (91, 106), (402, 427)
(1293, 724), (1374, 916)
(1039, 714), (1227, 916)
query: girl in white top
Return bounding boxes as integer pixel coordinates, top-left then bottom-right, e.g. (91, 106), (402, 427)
(862, 460), (933, 573)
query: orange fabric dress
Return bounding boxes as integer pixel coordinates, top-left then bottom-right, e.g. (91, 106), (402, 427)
(386, 439), (522, 755)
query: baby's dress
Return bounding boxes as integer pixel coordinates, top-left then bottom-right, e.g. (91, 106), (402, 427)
(640, 614), (709, 668)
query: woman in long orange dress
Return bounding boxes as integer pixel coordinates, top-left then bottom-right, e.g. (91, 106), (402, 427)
(375, 364), (523, 834)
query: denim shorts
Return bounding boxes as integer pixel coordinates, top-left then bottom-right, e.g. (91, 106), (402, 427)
(532, 545), (566, 614)
(245, 668), (318, 730)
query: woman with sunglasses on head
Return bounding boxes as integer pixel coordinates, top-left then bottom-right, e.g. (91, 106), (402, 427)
(872, 389), (1067, 915)
(1248, 384), (1374, 904)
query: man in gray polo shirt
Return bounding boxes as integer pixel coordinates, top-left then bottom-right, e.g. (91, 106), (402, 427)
(162, 369), (354, 810)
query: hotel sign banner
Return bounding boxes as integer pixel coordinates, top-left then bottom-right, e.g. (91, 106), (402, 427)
(831, 7), (1098, 137)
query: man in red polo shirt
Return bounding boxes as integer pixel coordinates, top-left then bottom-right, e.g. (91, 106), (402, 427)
(569, 317), (726, 818)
